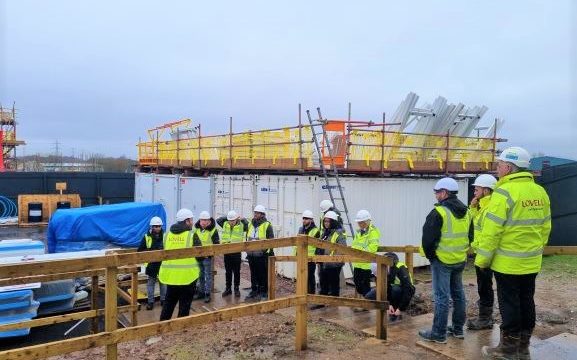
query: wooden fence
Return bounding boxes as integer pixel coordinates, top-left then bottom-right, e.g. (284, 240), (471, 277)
(0, 236), (392, 360)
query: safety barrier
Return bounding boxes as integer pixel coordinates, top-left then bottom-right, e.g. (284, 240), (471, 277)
(137, 121), (499, 174)
(0, 236), (391, 360)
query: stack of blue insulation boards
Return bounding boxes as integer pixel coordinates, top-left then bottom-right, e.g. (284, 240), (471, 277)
(0, 290), (40, 338)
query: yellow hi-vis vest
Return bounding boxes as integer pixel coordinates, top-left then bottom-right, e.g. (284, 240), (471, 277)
(247, 220), (273, 255)
(392, 261), (414, 285)
(194, 227), (217, 246)
(293, 226), (320, 256)
(471, 195), (491, 252)
(351, 224), (380, 270)
(143, 234), (153, 267)
(220, 221), (246, 244)
(475, 172), (551, 275)
(158, 230), (200, 285)
(435, 205), (471, 265)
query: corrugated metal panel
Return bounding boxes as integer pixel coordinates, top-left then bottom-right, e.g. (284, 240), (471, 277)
(538, 163), (577, 246)
(213, 175), (255, 220)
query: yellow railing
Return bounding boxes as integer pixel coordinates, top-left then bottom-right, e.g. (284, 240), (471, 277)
(137, 122), (499, 173)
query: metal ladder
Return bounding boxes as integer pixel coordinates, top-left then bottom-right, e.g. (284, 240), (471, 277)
(306, 108), (355, 239)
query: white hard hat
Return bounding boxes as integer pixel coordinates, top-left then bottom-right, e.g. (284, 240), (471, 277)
(253, 205), (266, 214)
(324, 210), (339, 221)
(176, 208), (194, 222)
(320, 200), (333, 212)
(149, 216), (163, 226)
(355, 209), (371, 222)
(227, 210), (239, 221)
(199, 211), (211, 220)
(498, 146), (531, 169)
(472, 174), (497, 190)
(434, 177), (459, 192)
(302, 210), (314, 219)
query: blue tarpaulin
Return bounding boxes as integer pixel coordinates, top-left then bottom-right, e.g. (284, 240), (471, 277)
(47, 202), (166, 253)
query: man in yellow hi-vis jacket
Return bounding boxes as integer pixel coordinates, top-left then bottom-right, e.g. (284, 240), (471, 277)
(477, 147), (551, 360)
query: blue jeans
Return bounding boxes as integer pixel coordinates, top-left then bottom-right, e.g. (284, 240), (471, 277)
(198, 257), (213, 295)
(431, 259), (466, 336)
(147, 275), (166, 305)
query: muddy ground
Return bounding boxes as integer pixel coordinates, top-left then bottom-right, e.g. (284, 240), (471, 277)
(45, 254), (577, 360)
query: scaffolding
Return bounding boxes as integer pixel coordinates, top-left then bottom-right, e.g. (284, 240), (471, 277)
(0, 103), (26, 171)
(137, 118), (503, 175)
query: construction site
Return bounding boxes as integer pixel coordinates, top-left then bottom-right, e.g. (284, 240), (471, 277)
(1, 2), (576, 359)
(0, 88), (576, 360)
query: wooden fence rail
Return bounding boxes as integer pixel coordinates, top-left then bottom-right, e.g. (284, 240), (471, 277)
(0, 236), (391, 360)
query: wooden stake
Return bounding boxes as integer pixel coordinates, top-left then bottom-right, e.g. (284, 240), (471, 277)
(130, 268), (139, 326)
(375, 261), (387, 340)
(268, 257), (276, 300)
(105, 265), (118, 360)
(295, 236), (308, 351)
(91, 275), (99, 334)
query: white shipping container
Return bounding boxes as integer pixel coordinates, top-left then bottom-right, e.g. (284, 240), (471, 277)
(134, 173), (213, 226)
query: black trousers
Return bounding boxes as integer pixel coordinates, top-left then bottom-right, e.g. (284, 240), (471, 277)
(160, 281), (196, 321)
(353, 268), (372, 296)
(494, 271), (537, 333)
(475, 265), (494, 308)
(248, 255), (269, 294)
(224, 253), (241, 290)
(308, 262), (317, 295)
(320, 266), (341, 296)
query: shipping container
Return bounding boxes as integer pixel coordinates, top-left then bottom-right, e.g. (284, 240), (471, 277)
(134, 173), (213, 226)
(210, 174), (469, 278)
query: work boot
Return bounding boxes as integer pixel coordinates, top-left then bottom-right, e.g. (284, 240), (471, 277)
(204, 294), (211, 303)
(245, 290), (259, 300)
(482, 331), (519, 359)
(146, 303), (154, 310)
(447, 325), (464, 339)
(234, 288), (241, 297)
(518, 330), (532, 360)
(467, 305), (494, 330)
(222, 288), (232, 297)
(418, 329), (447, 344)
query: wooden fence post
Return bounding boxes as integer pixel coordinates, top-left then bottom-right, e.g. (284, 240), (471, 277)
(295, 236), (308, 351)
(131, 268), (139, 326)
(105, 263), (119, 360)
(404, 246), (414, 279)
(268, 257), (276, 300)
(375, 260), (387, 340)
(91, 275), (99, 334)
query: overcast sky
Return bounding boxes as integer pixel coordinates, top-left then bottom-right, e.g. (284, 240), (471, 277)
(1, 1), (575, 160)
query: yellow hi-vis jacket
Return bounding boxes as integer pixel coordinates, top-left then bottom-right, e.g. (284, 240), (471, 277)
(471, 195), (492, 252)
(158, 230), (200, 285)
(434, 205), (471, 264)
(194, 227), (217, 246)
(351, 224), (380, 270)
(475, 172), (551, 275)
(293, 226), (320, 256)
(220, 221), (246, 244)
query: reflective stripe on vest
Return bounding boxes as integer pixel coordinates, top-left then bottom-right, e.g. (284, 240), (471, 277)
(474, 172), (551, 274)
(351, 224), (380, 270)
(221, 222), (245, 244)
(195, 227), (217, 246)
(158, 230), (200, 286)
(435, 206), (470, 264)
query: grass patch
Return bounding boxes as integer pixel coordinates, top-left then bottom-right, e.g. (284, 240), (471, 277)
(540, 255), (577, 276)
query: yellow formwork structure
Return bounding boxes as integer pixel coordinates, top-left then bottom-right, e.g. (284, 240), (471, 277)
(137, 121), (498, 173)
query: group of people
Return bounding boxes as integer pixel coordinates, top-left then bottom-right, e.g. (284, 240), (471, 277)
(418, 146), (551, 360)
(137, 144), (550, 360)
